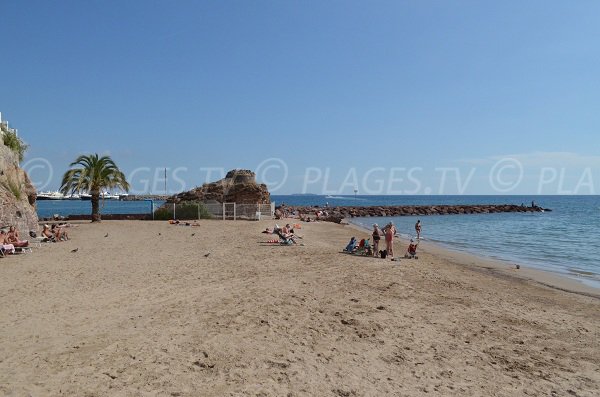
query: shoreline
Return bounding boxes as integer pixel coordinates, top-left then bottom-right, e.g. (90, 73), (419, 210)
(345, 220), (600, 298)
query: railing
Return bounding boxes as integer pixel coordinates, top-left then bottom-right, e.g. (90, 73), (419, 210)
(0, 121), (16, 135)
(164, 202), (275, 220)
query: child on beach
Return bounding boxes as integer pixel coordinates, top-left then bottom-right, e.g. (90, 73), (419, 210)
(415, 220), (422, 239)
(405, 239), (419, 259)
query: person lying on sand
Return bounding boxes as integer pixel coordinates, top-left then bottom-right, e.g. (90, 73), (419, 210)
(168, 219), (200, 226)
(41, 224), (67, 242)
(261, 224), (300, 245)
(41, 225), (56, 242)
(52, 224), (69, 241)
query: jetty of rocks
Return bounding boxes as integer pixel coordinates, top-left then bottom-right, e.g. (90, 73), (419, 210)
(282, 204), (550, 223)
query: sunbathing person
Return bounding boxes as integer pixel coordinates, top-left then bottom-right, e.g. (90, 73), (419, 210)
(52, 224), (70, 241)
(41, 225), (57, 242)
(7, 226), (29, 247)
(277, 227), (298, 244)
(282, 224), (295, 235)
(1, 231), (16, 254)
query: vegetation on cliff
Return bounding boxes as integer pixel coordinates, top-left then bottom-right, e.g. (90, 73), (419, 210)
(1, 129), (28, 163)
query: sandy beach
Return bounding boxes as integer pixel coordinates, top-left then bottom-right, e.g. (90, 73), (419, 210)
(1, 219), (599, 396)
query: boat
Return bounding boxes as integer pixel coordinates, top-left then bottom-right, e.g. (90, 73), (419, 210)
(102, 192), (120, 200)
(37, 191), (65, 200)
(80, 192), (120, 200)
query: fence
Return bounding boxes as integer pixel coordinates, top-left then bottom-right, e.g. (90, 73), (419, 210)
(160, 202), (275, 220)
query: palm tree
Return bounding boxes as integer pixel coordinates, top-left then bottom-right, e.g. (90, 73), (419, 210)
(60, 154), (130, 222)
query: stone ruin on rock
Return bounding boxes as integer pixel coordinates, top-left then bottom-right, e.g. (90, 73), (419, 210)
(168, 169), (270, 204)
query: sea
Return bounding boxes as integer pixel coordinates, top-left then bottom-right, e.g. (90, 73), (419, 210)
(36, 200), (165, 219)
(37, 195), (600, 288)
(271, 195), (600, 289)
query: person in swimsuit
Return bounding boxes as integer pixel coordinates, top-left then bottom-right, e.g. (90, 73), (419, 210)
(406, 239), (419, 258)
(41, 225), (56, 242)
(372, 224), (382, 257)
(7, 226), (29, 247)
(383, 222), (396, 259)
(1, 231), (16, 254)
(415, 220), (422, 240)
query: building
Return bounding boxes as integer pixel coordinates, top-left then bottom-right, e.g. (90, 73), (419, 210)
(0, 112), (19, 141)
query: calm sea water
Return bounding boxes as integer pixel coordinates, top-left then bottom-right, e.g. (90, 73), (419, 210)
(271, 195), (600, 288)
(36, 200), (165, 218)
(37, 195), (600, 288)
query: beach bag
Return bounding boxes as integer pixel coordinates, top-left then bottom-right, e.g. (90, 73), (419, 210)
(380, 249), (387, 259)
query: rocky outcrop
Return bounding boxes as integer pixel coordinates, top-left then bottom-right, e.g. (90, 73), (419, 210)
(286, 204), (550, 223)
(0, 144), (38, 232)
(168, 169), (270, 204)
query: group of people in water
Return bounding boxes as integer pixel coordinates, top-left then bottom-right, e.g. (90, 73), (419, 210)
(346, 219), (422, 260)
(0, 223), (71, 257)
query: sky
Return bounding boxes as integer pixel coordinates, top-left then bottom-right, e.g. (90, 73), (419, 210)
(2, 0), (599, 195)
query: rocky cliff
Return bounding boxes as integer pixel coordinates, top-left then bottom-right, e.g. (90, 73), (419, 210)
(168, 169), (270, 204)
(0, 144), (38, 232)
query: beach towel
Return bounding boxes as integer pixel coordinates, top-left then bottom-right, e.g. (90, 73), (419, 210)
(2, 244), (16, 255)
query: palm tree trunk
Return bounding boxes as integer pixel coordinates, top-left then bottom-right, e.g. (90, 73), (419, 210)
(91, 193), (101, 222)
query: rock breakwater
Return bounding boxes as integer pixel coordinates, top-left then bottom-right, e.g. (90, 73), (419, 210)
(284, 204), (550, 223)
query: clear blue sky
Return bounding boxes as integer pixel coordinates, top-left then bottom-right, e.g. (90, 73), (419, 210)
(2, 1), (599, 194)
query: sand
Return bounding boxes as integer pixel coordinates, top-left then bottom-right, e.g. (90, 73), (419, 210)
(1, 219), (599, 396)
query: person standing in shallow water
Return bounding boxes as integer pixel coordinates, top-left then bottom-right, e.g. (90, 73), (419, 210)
(415, 220), (422, 240)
